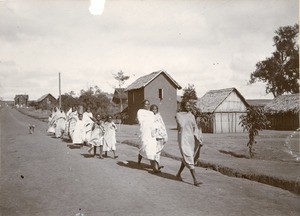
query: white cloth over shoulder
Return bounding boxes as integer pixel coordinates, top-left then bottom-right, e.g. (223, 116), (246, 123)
(137, 109), (157, 160)
(72, 119), (86, 144)
(103, 122), (117, 151)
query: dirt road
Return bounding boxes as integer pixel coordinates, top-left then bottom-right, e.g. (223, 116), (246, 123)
(1, 107), (299, 216)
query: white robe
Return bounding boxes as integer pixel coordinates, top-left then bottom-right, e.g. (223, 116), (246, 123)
(137, 109), (157, 160)
(72, 119), (86, 144)
(83, 112), (94, 142)
(55, 111), (66, 138)
(103, 122), (117, 151)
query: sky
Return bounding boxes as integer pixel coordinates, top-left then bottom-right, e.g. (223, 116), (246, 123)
(0, 0), (298, 101)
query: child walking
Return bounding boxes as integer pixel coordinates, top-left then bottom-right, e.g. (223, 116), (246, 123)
(88, 114), (105, 159)
(103, 115), (118, 159)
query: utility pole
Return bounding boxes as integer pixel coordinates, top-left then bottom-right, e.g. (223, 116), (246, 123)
(59, 72), (61, 109)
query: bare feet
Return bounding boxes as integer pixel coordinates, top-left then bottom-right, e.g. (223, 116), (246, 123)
(99, 155), (104, 159)
(194, 181), (203, 186)
(158, 165), (164, 170)
(176, 174), (183, 181)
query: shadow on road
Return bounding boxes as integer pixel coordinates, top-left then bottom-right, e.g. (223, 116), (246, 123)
(67, 144), (81, 149)
(81, 153), (99, 158)
(116, 160), (153, 171)
(117, 160), (183, 183)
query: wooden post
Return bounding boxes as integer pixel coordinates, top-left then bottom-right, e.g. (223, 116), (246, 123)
(59, 72), (61, 109)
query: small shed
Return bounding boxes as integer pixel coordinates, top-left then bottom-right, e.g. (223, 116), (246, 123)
(264, 94), (299, 130)
(36, 93), (57, 110)
(14, 94), (29, 107)
(112, 88), (128, 111)
(197, 87), (249, 133)
(125, 70), (181, 125)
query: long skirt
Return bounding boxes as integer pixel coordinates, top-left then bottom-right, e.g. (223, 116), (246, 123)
(154, 139), (165, 163)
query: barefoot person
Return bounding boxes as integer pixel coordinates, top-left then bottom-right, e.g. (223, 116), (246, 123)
(137, 100), (158, 172)
(72, 113), (86, 148)
(175, 101), (202, 186)
(150, 104), (168, 172)
(83, 106), (94, 143)
(88, 114), (105, 159)
(103, 115), (118, 159)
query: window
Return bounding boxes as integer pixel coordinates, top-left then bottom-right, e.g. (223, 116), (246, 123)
(159, 89), (163, 100)
(132, 92), (135, 104)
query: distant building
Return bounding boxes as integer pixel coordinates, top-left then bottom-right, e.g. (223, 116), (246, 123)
(35, 93), (57, 110)
(14, 94), (29, 107)
(112, 88), (128, 111)
(125, 70), (182, 125)
(264, 94), (299, 130)
(197, 87), (249, 133)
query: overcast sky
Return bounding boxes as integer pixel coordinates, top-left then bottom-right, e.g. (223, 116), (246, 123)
(0, 0), (298, 101)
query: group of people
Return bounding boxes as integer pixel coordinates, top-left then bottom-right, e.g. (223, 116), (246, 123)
(47, 99), (203, 186)
(47, 106), (118, 159)
(137, 99), (203, 186)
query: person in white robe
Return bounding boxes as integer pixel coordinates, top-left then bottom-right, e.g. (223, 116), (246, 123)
(47, 107), (58, 134)
(65, 107), (78, 142)
(175, 101), (202, 186)
(55, 109), (66, 138)
(82, 107), (94, 143)
(72, 113), (86, 147)
(88, 114), (105, 158)
(150, 104), (168, 172)
(103, 115), (118, 159)
(137, 100), (158, 172)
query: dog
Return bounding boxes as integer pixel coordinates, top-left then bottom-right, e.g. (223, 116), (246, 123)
(29, 124), (36, 134)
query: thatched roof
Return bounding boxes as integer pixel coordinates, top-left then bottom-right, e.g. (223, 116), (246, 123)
(112, 88), (127, 104)
(125, 70), (182, 91)
(197, 87), (249, 113)
(264, 94), (300, 114)
(246, 99), (272, 107)
(36, 93), (56, 102)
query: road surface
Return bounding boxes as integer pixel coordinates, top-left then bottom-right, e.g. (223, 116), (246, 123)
(1, 107), (299, 216)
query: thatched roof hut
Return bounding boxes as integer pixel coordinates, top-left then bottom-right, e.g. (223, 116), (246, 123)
(197, 87), (249, 133)
(264, 94), (299, 130)
(246, 99), (272, 108)
(265, 94), (299, 114)
(197, 87), (249, 113)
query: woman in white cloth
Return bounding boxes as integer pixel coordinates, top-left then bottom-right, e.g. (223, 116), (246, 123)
(175, 101), (203, 186)
(67, 106), (78, 142)
(150, 104), (168, 172)
(83, 107), (94, 142)
(103, 115), (118, 159)
(88, 113), (105, 159)
(72, 113), (86, 147)
(55, 108), (66, 138)
(47, 107), (58, 134)
(137, 100), (158, 172)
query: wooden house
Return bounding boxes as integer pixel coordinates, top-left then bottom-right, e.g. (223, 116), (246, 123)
(197, 87), (249, 133)
(264, 94), (299, 130)
(35, 93), (57, 110)
(125, 70), (182, 125)
(14, 94), (29, 107)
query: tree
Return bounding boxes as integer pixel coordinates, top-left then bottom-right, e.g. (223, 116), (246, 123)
(113, 70), (130, 88)
(249, 24), (299, 97)
(182, 84), (197, 102)
(239, 106), (270, 158)
(113, 71), (130, 112)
